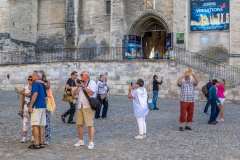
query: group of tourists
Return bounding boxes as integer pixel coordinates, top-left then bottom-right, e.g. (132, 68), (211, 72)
(16, 70), (110, 150)
(15, 70), (55, 149)
(176, 70), (226, 131)
(203, 76), (226, 124)
(15, 68), (226, 150)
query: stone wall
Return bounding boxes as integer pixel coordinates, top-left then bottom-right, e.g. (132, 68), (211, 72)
(0, 61), (239, 103)
(0, 0), (10, 52)
(230, 0), (240, 55)
(77, 0), (111, 48)
(9, 0), (38, 52)
(36, 0), (66, 51)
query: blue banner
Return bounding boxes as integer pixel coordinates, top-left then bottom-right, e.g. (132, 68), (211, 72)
(124, 35), (142, 59)
(190, 0), (229, 31)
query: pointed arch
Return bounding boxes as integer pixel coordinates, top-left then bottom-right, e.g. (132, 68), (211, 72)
(128, 11), (171, 36)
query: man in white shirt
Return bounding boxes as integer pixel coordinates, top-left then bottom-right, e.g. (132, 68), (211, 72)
(72, 71), (96, 150)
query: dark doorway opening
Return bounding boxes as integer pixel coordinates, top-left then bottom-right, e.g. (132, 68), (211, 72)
(142, 24), (167, 59)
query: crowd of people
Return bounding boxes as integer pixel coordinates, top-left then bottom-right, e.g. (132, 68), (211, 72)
(15, 69), (226, 150)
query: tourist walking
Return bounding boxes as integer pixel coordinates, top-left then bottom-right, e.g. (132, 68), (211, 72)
(203, 77), (213, 114)
(152, 75), (163, 110)
(177, 70), (199, 131)
(61, 71), (78, 124)
(217, 79), (226, 122)
(28, 70), (47, 149)
(15, 76), (34, 143)
(128, 79), (149, 139)
(73, 71), (96, 150)
(208, 79), (221, 125)
(95, 75), (109, 119)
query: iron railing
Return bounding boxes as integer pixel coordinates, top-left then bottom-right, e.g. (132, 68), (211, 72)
(173, 47), (240, 84)
(0, 47), (167, 64)
(1, 47), (240, 84)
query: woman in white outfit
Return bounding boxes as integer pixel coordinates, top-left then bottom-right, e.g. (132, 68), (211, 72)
(15, 76), (34, 143)
(128, 79), (149, 139)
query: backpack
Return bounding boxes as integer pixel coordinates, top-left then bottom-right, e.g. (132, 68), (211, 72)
(202, 85), (208, 95)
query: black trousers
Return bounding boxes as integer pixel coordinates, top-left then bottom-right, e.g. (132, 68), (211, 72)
(63, 102), (76, 122)
(95, 94), (109, 118)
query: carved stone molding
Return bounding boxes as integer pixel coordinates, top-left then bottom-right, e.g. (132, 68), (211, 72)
(144, 0), (154, 9)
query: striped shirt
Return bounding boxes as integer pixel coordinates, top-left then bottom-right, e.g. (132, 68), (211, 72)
(179, 81), (195, 102)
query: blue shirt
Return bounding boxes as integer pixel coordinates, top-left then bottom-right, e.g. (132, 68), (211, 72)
(97, 81), (107, 94)
(208, 85), (220, 103)
(30, 81), (47, 108)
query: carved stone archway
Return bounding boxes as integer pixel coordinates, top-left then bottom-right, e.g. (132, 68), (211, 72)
(128, 11), (171, 36)
(127, 11), (171, 58)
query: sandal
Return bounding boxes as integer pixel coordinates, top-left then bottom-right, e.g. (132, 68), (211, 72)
(28, 144), (40, 149)
(39, 144), (45, 148)
(185, 126), (192, 130)
(179, 127), (184, 131)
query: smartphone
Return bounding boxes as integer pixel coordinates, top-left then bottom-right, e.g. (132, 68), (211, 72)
(130, 82), (133, 86)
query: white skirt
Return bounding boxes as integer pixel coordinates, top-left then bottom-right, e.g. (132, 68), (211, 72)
(219, 98), (225, 104)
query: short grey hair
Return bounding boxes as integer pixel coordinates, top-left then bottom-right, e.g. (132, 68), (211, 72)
(34, 70), (42, 79)
(82, 71), (90, 78)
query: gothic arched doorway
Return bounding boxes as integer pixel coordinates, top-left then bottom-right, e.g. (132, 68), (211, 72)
(127, 12), (171, 59)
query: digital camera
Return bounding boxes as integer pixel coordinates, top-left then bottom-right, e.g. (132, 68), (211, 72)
(76, 79), (84, 83)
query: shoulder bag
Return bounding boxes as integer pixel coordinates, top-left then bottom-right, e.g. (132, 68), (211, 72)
(82, 82), (101, 111)
(62, 80), (77, 104)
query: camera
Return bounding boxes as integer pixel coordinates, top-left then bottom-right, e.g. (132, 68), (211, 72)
(76, 79), (84, 83)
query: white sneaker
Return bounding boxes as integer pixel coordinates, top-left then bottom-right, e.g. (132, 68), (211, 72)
(135, 135), (143, 139)
(31, 136), (35, 142)
(21, 137), (28, 143)
(87, 142), (94, 150)
(143, 134), (146, 138)
(74, 140), (84, 147)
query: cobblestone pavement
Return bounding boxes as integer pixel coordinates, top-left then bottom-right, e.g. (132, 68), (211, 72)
(1, 90), (240, 160)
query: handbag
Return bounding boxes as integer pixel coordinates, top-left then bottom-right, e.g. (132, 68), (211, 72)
(62, 80), (77, 104)
(83, 89), (101, 111)
(100, 94), (107, 100)
(62, 89), (73, 103)
(148, 98), (154, 110)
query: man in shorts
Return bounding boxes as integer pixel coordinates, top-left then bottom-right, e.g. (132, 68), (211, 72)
(28, 70), (47, 149)
(72, 71), (96, 150)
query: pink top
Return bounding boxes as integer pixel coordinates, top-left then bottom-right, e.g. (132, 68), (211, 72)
(217, 83), (225, 98)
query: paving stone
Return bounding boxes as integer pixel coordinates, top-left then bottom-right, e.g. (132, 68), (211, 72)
(0, 90), (240, 159)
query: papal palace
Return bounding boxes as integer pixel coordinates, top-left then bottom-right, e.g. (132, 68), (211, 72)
(0, 0), (239, 62)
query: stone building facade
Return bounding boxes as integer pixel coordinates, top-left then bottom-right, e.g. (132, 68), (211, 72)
(0, 0), (240, 65)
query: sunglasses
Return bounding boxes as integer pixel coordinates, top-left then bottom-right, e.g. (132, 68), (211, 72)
(28, 79), (33, 81)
